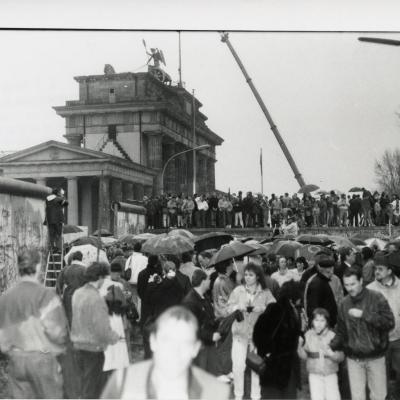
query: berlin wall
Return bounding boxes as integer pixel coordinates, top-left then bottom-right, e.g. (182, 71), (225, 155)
(112, 201), (146, 237)
(0, 177), (50, 292)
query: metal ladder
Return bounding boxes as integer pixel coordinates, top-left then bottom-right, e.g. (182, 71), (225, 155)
(44, 251), (64, 288)
(44, 227), (65, 288)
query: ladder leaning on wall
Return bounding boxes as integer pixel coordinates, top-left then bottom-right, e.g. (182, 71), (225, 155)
(44, 230), (64, 288)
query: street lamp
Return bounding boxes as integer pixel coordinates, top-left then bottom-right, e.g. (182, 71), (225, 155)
(160, 144), (211, 195)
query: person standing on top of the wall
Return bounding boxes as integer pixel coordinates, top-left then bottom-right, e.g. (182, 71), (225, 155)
(45, 187), (68, 254)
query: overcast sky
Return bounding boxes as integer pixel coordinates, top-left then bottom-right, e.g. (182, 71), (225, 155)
(1, 2), (400, 196)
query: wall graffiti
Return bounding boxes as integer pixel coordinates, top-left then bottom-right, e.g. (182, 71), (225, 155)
(0, 193), (47, 293)
(116, 211), (146, 237)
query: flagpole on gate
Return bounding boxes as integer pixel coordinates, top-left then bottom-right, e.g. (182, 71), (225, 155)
(260, 148), (264, 195)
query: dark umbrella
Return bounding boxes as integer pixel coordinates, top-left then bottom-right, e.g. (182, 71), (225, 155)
(247, 242), (271, 256)
(70, 236), (102, 249)
(63, 225), (83, 234)
(349, 187), (363, 192)
(296, 234), (334, 246)
(269, 240), (303, 258)
(142, 234), (194, 255)
(194, 232), (234, 252)
(209, 241), (255, 266)
(349, 238), (367, 246)
(92, 228), (113, 237)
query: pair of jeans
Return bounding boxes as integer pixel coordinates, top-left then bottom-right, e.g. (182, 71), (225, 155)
(8, 350), (63, 399)
(235, 212), (243, 227)
(308, 373), (340, 400)
(74, 349), (105, 399)
(387, 339), (400, 398)
(231, 339), (261, 400)
(347, 356), (387, 400)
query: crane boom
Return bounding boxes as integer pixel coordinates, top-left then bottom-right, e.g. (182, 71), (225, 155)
(220, 32), (307, 189)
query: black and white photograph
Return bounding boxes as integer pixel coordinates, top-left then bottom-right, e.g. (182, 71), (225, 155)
(0, 2), (400, 399)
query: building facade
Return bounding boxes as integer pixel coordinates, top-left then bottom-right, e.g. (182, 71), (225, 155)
(0, 67), (223, 233)
(54, 69), (222, 195)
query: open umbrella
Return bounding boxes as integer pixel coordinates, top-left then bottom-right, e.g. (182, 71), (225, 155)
(168, 229), (195, 240)
(349, 237), (367, 247)
(349, 187), (363, 192)
(142, 234), (194, 255)
(325, 235), (357, 250)
(364, 238), (388, 250)
(63, 225), (83, 234)
(269, 240), (303, 258)
(209, 241), (255, 266)
(118, 232), (156, 246)
(64, 244), (109, 266)
(296, 234), (333, 246)
(247, 242), (271, 256)
(92, 228), (113, 237)
(70, 236), (102, 249)
(101, 236), (118, 246)
(194, 232), (234, 252)
(295, 244), (332, 261)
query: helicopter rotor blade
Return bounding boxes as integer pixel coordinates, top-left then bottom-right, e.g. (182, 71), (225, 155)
(358, 37), (400, 46)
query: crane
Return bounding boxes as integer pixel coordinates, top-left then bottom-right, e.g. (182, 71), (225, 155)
(220, 32), (318, 193)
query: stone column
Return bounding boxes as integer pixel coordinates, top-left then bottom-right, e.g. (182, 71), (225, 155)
(186, 151), (194, 195)
(67, 177), (79, 225)
(197, 156), (208, 194)
(98, 175), (111, 231)
(36, 178), (47, 187)
(164, 142), (176, 194)
(111, 178), (123, 202)
(147, 133), (163, 169)
(207, 158), (216, 192)
(80, 177), (93, 232)
(123, 181), (134, 201)
(133, 183), (144, 201)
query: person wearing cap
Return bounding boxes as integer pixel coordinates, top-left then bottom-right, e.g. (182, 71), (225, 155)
(71, 262), (120, 399)
(330, 266), (394, 400)
(368, 252), (400, 399)
(304, 256), (343, 328)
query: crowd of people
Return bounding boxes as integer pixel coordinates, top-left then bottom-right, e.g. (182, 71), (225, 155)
(1, 238), (400, 400)
(143, 188), (400, 230)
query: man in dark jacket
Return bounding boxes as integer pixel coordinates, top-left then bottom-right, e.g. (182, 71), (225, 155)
(182, 269), (221, 374)
(45, 187), (68, 253)
(330, 266), (395, 400)
(304, 257), (342, 327)
(334, 246), (356, 287)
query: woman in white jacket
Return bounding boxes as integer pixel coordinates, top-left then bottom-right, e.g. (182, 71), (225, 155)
(228, 263), (276, 400)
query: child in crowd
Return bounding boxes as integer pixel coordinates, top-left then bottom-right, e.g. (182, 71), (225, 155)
(298, 308), (344, 400)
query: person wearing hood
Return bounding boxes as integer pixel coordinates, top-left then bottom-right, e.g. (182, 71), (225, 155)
(45, 187), (68, 253)
(368, 252), (400, 399)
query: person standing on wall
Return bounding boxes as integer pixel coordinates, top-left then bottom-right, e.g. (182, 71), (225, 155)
(45, 187), (68, 253)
